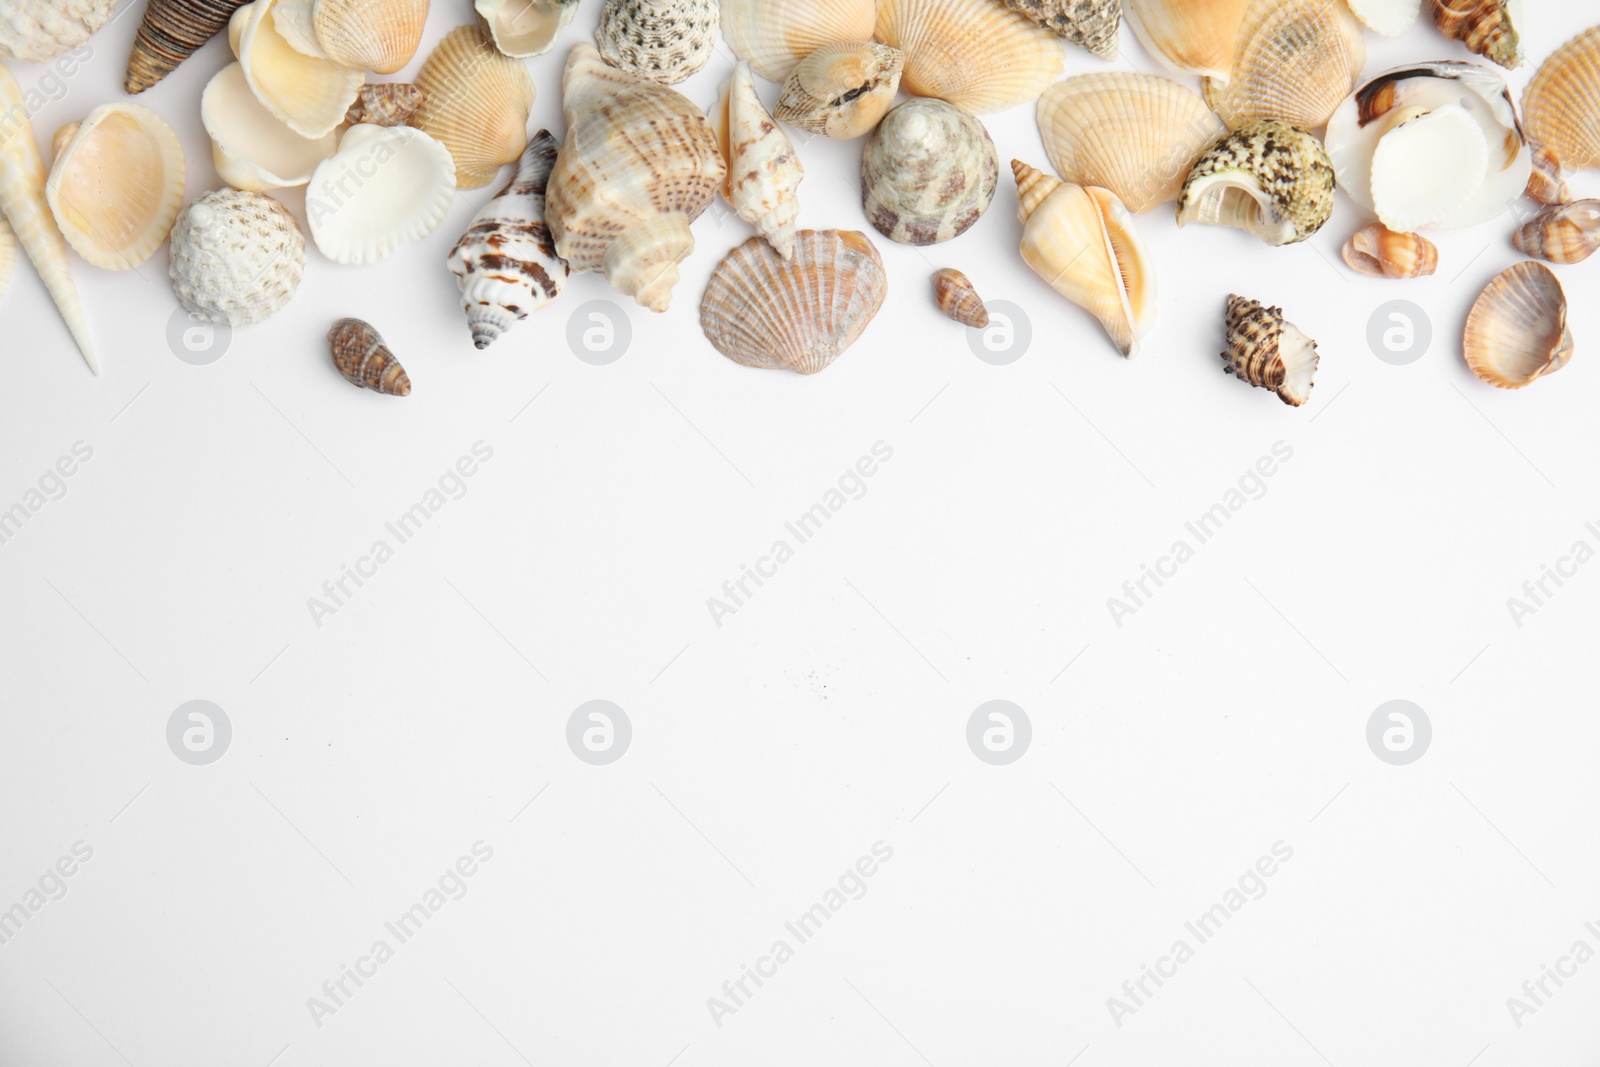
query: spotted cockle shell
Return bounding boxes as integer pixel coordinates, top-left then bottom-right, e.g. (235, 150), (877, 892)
(1429, 0), (1521, 69)
(0, 0), (112, 61)
(475, 0), (579, 58)
(447, 130), (570, 349)
(1013, 160), (1154, 357)
(204, 62), (337, 190)
(1523, 27), (1600, 173)
(344, 83), (424, 127)
(1201, 0), (1367, 131)
(127, 0), (250, 94)
(1513, 200), (1600, 265)
(329, 317), (411, 395)
(1002, 0), (1120, 59)
(1525, 144), (1569, 206)
(412, 24), (536, 189)
(169, 188), (305, 326)
(1038, 72), (1224, 214)
(1124, 0), (1248, 81)
(714, 61), (804, 260)
(547, 43), (726, 312)
(876, 0), (1064, 115)
(1348, 0), (1420, 36)
(271, 0), (427, 73)
(700, 230), (888, 374)
(1464, 262), (1572, 389)
(305, 124), (455, 264)
(230, 0), (363, 139)
(1222, 295), (1319, 407)
(1341, 223), (1438, 278)
(861, 98), (998, 246)
(46, 104), (186, 272)
(596, 0), (719, 85)
(1177, 122), (1334, 246)
(774, 42), (904, 140)
(932, 267), (988, 328)
(721, 0), (877, 83)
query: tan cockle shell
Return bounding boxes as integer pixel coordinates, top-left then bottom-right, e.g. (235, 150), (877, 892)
(1201, 0), (1367, 132)
(932, 268), (988, 328)
(305, 124), (456, 264)
(714, 62), (804, 260)
(344, 83), (424, 127)
(875, 0), (1064, 115)
(230, 0), (363, 139)
(1428, 0), (1521, 70)
(475, 0), (578, 58)
(204, 62), (337, 190)
(861, 98), (998, 246)
(46, 104), (186, 272)
(1523, 26), (1600, 173)
(0, 0), (113, 62)
(1513, 201), (1600, 265)
(1341, 224), (1438, 278)
(412, 24), (536, 189)
(272, 0), (427, 72)
(329, 318), (411, 395)
(1125, 0), (1248, 81)
(1001, 0), (1120, 59)
(126, 0), (250, 94)
(596, 0), (719, 85)
(774, 42), (904, 140)
(720, 0), (876, 83)
(1463, 262), (1572, 389)
(1222, 294), (1319, 407)
(169, 188), (305, 326)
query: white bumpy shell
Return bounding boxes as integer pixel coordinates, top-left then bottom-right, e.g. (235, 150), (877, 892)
(169, 188), (306, 325)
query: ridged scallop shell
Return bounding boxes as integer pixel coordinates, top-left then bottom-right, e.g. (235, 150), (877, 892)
(1201, 0), (1367, 131)
(306, 124), (456, 263)
(1525, 143), (1569, 205)
(329, 318), (411, 395)
(1038, 72), (1224, 214)
(1013, 161), (1154, 356)
(700, 230), (887, 374)
(1341, 223), (1438, 278)
(1513, 200), (1600, 265)
(1002, 0), (1120, 59)
(169, 188), (305, 326)
(1429, 0), (1521, 70)
(1222, 294), (1319, 407)
(547, 43), (726, 312)
(446, 130), (570, 349)
(862, 98), (997, 246)
(774, 42), (904, 140)
(1177, 121), (1334, 246)
(720, 0), (876, 83)
(0, 0), (113, 62)
(932, 267), (988, 327)
(1523, 27), (1600, 172)
(230, 0), (363, 139)
(344, 83), (424, 127)
(875, 0), (1064, 115)
(1464, 262), (1571, 389)
(1125, 0), (1248, 81)
(596, 0), (719, 85)
(475, 0), (577, 58)
(714, 61), (804, 259)
(46, 104), (185, 272)
(204, 62), (337, 190)
(271, 0), (426, 73)
(1348, 0), (1420, 36)
(412, 24), (536, 189)
(126, 0), (249, 94)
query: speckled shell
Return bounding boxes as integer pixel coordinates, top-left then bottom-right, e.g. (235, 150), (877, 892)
(126, 0), (249, 94)
(700, 230), (888, 374)
(0, 0), (112, 61)
(596, 0), (719, 84)
(1201, 0), (1367, 131)
(1428, 0), (1521, 69)
(1464, 262), (1571, 389)
(875, 0), (1064, 115)
(932, 267), (988, 327)
(344, 83), (423, 127)
(720, 0), (877, 82)
(1513, 200), (1600, 265)
(860, 99), (997, 247)
(329, 318), (411, 395)
(1002, 0), (1120, 59)
(714, 61), (804, 259)
(412, 24), (536, 189)
(169, 188), (305, 326)
(1341, 223), (1438, 278)
(1523, 26), (1600, 172)
(1177, 121), (1335, 246)
(1222, 294), (1319, 406)
(774, 42), (904, 140)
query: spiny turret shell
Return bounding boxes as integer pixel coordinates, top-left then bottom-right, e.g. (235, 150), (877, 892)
(169, 188), (305, 326)
(932, 268), (988, 327)
(714, 61), (804, 260)
(1428, 0), (1521, 70)
(0, 0), (113, 62)
(1523, 26), (1600, 173)
(329, 318), (411, 395)
(1177, 121), (1334, 246)
(1341, 224), (1438, 278)
(126, 0), (250, 93)
(720, 0), (876, 83)
(1513, 200), (1600, 265)
(412, 23), (536, 189)
(596, 0), (719, 85)
(1001, 0), (1120, 59)
(344, 83), (423, 127)
(774, 42), (904, 140)
(1222, 294), (1319, 407)
(861, 98), (998, 247)
(1463, 262), (1571, 389)
(875, 0), (1064, 115)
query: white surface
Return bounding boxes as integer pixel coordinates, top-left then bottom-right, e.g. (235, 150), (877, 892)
(3, 4), (1600, 1066)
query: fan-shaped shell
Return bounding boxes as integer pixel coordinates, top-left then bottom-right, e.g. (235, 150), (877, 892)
(862, 98), (997, 246)
(1464, 262), (1571, 389)
(305, 124), (456, 264)
(1177, 121), (1335, 246)
(1341, 223), (1438, 278)
(1428, 0), (1521, 70)
(1513, 200), (1600, 265)
(273, 0), (427, 73)
(1202, 0), (1367, 131)
(204, 62), (337, 190)
(1002, 0), (1120, 59)
(46, 104), (186, 272)
(126, 0), (249, 94)
(1523, 26), (1600, 172)
(1222, 294), (1319, 406)
(774, 42), (904, 140)
(475, 0), (578, 58)
(875, 0), (1064, 115)
(412, 23), (537, 189)
(230, 0), (363, 139)
(720, 0), (876, 83)
(169, 188), (305, 325)
(597, 0), (719, 84)
(0, 0), (113, 61)
(714, 61), (804, 259)
(1124, 0), (1248, 81)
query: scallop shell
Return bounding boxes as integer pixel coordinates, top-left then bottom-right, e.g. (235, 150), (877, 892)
(271, 0), (426, 73)
(1513, 200), (1600, 265)
(126, 0), (248, 93)
(1464, 262), (1572, 389)
(1124, 0), (1248, 81)
(714, 61), (804, 260)
(1001, 0), (1120, 59)
(1222, 294), (1319, 407)
(1341, 223), (1438, 278)
(344, 83), (424, 127)
(1525, 143), (1569, 205)
(412, 24), (536, 189)
(596, 0), (719, 85)
(204, 62), (337, 190)
(1201, 0), (1367, 131)
(329, 318), (411, 395)
(720, 0), (877, 83)
(45, 104), (185, 272)
(1523, 26), (1600, 173)
(1428, 0), (1521, 70)
(230, 0), (363, 140)
(475, 0), (578, 58)
(1038, 72), (1224, 214)
(0, 0), (113, 62)
(169, 188), (305, 326)
(774, 42), (904, 140)
(875, 0), (1064, 115)
(1177, 121), (1334, 246)
(547, 43), (726, 312)
(1347, 0), (1420, 36)
(0, 65), (95, 373)
(700, 230), (887, 374)
(932, 267), (988, 328)
(446, 130), (570, 349)
(862, 98), (997, 247)
(1013, 160), (1154, 356)
(305, 124), (455, 263)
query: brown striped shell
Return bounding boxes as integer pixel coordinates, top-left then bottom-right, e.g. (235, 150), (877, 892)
(125, 0), (247, 93)
(1427, 0), (1521, 69)
(1523, 26), (1600, 172)
(1222, 294), (1319, 406)
(1463, 262), (1572, 389)
(329, 317), (411, 395)
(932, 268), (989, 327)
(1512, 200), (1600, 265)
(1341, 224), (1438, 279)
(861, 98), (998, 246)
(344, 83), (423, 127)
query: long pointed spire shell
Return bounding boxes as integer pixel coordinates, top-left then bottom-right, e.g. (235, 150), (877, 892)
(126, 0), (250, 94)
(714, 61), (803, 259)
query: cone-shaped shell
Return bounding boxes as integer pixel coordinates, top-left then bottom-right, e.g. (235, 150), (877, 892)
(1178, 121), (1334, 246)
(344, 83), (424, 127)
(1348, 0), (1421, 36)
(169, 188), (305, 326)
(1124, 0), (1249, 81)
(412, 24), (536, 189)
(875, 0), (1064, 115)
(932, 267), (988, 327)
(721, 0), (876, 83)
(1002, 0), (1120, 59)
(700, 230), (887, 374)
(306, 124), (456, 264)
(0, 0), (113, 62)
(203, 63), (337, 190)
(231, 0), (362, 139)
(1464, 262), (1571, 389)
(1038, 72), (1224, 214)
(774, 42), (904, 140)
(1202, 0), (1367, 131)
(1222, 294), (1319, 406)
(714, 62), (804, 260)
(546, 43), (726, 312)
(272, 0), (426, 73)
(475, 0), (578, 58)
(329, 318), (411, 395)
(596, 0), (719, 85)
(46, 104), (186, 272)
(446, 130), (570, 349)
(1341, 223), (1437, 278)
(1513, 200), (1600, 265)
(127, 0), (249, 93)
(1523, 27), (1600, 172)
(861, 98), (998, 246)
(1428, 0), (1521, 70)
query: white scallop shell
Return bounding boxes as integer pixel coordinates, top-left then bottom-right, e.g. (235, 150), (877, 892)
(305, 123), (456, 264)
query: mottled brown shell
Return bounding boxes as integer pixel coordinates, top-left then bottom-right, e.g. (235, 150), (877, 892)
(1222, 294), (1319, 406)
(1002, 0), (1121, 58)
(932, 268), (989, 328)
(329, 318), (411, 396)
(1428, 0), (1521, 69)
(345, 83), (424, 127)
(861, 98), (998, 246)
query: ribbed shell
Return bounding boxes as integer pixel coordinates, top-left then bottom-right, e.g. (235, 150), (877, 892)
(773, 42), (904, 140)
(1523, 26), (1600, 171)
(720, 0), (877, 82)
(861, 98), (997, 246)
(1002, 0), (1120, 59)
(1203, 0), (1367, 131)
(169, 189), (305, 326)
(932, 268), (988, 327)
(1124, 0), (1248, 80)
(46, 104), (187, 271)
(714, 61), (804, 259)
(0, 0), (113, 62)
(1428, 0), (1520, 69)
(1513, 200), (1600, 265)
(701, 230), (887, 374)
(1177, 121), (1335, 246)
(1341, 223), (1437, 278)
(344, 83), (424, 127)
(413, 24), (536, 189)
(1222, 294), (1319, 406)
(126, 0), (249, 93)
(596, 0), (719, 84)
(875, 0), (1065, 115)
(329, 318), (411, 395)
(231, 0), (364, 140)
(1463, 262), (1572, 389)
(275, 0), (427, 73)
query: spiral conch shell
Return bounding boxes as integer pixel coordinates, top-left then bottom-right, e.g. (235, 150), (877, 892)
(1013, 161), (1154, 357)
(329, 318), (411, 396)
(876, 0), (1064, 115)
(169, 188), (305, 326)
(774, 42), (904, 140)
(714, 62), (804, 260)
(1178, 122), (1334, 246)
(862, 98), (997, 247)
(126, 0), (250, 94)
(1523, 27), (1600, 173)
(1428, 0), (1521, 70)
(932, 268), (988, 328)
(1464, 262), (1572, 389)
(1222, 295), (1319, 407)
(596, 0), (719, 85)
(46, 104), (186, 272)
(475, 0), (578, 58)
(1341, 224), (1438, 278)
(1513, 201), (1600, 265)
(547, 43), (726, 313)
(720, 0), (877, 83)
(1201, 0), (1367, 132)
(447, 130), (570, 349)
(413, 24), (536, 189)
(0, 0), (113, 62)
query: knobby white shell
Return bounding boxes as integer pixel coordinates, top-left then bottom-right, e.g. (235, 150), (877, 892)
(0, 0), (113, 61)
(305, 124), (456, 264)
(169, 188), (305, 326)
(596, 0), (719, 85)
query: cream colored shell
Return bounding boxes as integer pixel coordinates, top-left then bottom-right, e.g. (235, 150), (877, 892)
(305, 124), (457, 264)
(875, 0), (1064, 115)
(272, 0), (427, 73)
(1124, 0), (1249, 81)
(714, 61), (804, 259)
(774, 42), (904, 140)
(720, 0), (876, 83)
(475, 0), (579, 58)
(230, 0), (363, 139)
(0, 0), (113, 62)
(203, 62), (337, 190)
(169, 188), (305, 326)
(412, 23), (537, 189)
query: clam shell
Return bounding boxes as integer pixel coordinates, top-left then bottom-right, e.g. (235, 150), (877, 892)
(275, 0), (426, 73)
(169, 188), (305, 326)
(475, 0), (578, 58)
(204, 62), (338, 190)
(1525, 143), (1569, 205)
(329, 318), (411, 395)
(1341, 223), (1438, 278)
(774, 42), (904, 140)
(0, 0), (112, 62)
(1038, 72), (1224, 214)
(597, 0), (719, 85)
(412, 23), (536, 189)
(1348, 0), (1421, 36)
(305, 124), (456, 264)
(932, 267), (988, 328)
(1428, 0), (1521, 70)
(46, 104), (186, 272)
(1523, 26), (1600, 172)
(721, 0), (876, 83)
(700, 230), (888, 374)
(714, 61), (804, 260)
(126, 0), (249, 94)
(1222, 294), (1319, 407)
(862, 98), (997, 246)
(1512, 200), (1600, 265)
(1370, 104), (1490, 232)
(1124, 0), (1248, 81)
(1176, 121), (1335, 247)
(875, 0), (1064, 115)
(344, 83), (424, 127)
(231, 0), (363, 139)
(1001, 0), (1120, 59)
(1463, 262), (1571, 389)
(1201, 0), (1367, 131)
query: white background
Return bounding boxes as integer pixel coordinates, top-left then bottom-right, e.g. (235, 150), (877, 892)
(3, 1), (1599, 1064)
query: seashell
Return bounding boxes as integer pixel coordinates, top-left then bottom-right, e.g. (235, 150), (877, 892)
(1463, 262), (1572, 389)
(547, 43), (726, 312)
(45, 103), (185, 272)
(1124, 0), (1248, 81)
(1038, 72), (1224, 214)
(1512, 200), (1600, 265)
(412, 24), (536, 189)
(328, 318), (411, 395)
(1200, 0), (1367, 132)
(305, 123), (456, 264)
(1347, 0), (1421, 36)
(344, 83), (424, 127)
(596, 0), (719, 85)
(204, 62), (337, 190)
(861, 98), (998, 247)
(475, 0), (579, 58)
(271, 0), (427, 73)
(126, 0), (249, 94)
(0, 65), (94, 373)
(1013, 160), (1154, 356)
(1001, 0), (1120, 60)
(1370, 104), (1491, 233)
(700, 230), (887, 374)
(169, 188), (305, 326)
(876, 0), (1064, 115)
(0, 216), (13, 302)
(0, 0), (113, 62)
(932, 268), (988, 328)
(230, 0), (363, 140)
(446, 130), (570, 349)
(773, 42), (904, 140)
(1341, 223), (1438, 278)
(1523, 27), (1600, 173)
(720, 0), (876, 83)
(1525, 144), (1569, 206)
(713, 61), (804, 260)
(1428, 0), (1521, 70)
(1177, 121), (1334, 246)
(1222, 295), (1319, 407)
